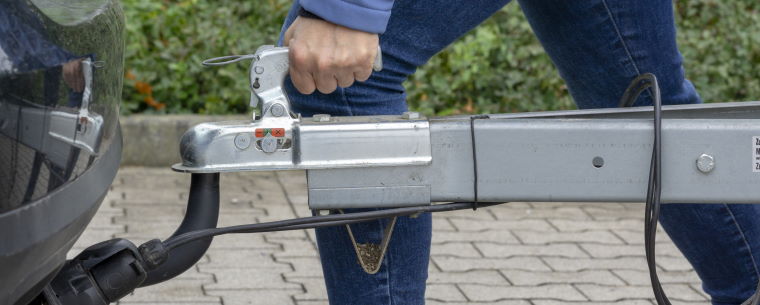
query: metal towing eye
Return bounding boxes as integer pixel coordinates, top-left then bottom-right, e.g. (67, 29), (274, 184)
(46, 44), (760, 304)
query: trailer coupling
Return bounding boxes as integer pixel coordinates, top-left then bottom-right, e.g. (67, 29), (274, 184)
(45, 45), (760, 305)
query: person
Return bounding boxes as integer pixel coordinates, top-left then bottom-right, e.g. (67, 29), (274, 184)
(277, 1), (760, 304)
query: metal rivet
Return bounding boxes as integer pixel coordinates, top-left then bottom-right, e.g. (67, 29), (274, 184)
(402, 111), (420, 120)
(254, 66), (264, 74)
(270, 103), (286, 117)
(592, 156), (604, 168)
(313, 114), (331, 122)
(696, 153), (715, 173)
(234, 133), (251, 150)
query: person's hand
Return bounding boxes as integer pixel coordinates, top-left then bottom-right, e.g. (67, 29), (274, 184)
(62, 58), (85, 93)
(284, 16), (379, 94)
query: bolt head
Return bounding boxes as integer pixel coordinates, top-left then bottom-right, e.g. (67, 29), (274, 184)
(402, 111), (420, 120)
(313, 114), (331, 122)
(254, 66), (264, 74)
(696, 153), (715, 173)
(234, 133), (251, 150)
(261, 136), (278, 153)
(270, 103), (286, 117)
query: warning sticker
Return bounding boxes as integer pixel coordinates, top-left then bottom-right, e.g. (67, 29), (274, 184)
(754, 136), (760, 172)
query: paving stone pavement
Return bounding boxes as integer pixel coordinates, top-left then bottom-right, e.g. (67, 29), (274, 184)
(67, 167), (709, 305)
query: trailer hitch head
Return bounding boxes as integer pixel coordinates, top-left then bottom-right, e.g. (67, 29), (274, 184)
(173, 46), (431, 173)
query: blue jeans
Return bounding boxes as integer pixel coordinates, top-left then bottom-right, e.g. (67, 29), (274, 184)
(279, 1), (760, 304)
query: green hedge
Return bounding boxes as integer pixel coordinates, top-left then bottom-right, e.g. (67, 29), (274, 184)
(122, 0), (760, 115)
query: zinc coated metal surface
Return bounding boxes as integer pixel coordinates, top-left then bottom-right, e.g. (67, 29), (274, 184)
(474, 119), (760, 203)
(307, 105), (760, 208)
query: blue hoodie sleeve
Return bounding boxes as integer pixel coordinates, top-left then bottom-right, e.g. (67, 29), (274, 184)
(298, 0), (395, 34)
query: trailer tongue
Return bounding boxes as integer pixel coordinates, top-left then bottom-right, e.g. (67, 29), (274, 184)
(48, 45), (760, 305)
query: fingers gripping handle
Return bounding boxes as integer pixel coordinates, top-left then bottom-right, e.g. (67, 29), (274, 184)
(203, 45), (382, 118)
(372, 45), (383, 72)
(249, 45), (382, 116)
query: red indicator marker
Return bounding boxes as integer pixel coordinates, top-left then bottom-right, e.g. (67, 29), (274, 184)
(254, 128), (285, 138)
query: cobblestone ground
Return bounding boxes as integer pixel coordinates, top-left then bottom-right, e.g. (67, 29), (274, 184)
(68, 167), (709, 305)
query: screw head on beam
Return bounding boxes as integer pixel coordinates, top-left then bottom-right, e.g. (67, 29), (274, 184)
(696, 153), (715, 173)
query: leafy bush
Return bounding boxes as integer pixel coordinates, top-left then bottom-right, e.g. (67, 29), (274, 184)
(122, 0), (291, 114)
(122, 0), (760, 115)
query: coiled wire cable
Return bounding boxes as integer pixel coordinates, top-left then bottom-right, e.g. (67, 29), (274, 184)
(619, 73), (671, 305)
(621, 73), (760, 305)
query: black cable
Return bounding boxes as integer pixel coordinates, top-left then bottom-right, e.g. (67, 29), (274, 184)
(619, 73), (670, 305)
(469, 114), (490, 210)
(162, 202), (503, 251)
(624, 76), (760, 305)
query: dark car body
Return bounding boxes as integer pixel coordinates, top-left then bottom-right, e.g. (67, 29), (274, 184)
(0, 1), (124, 304)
